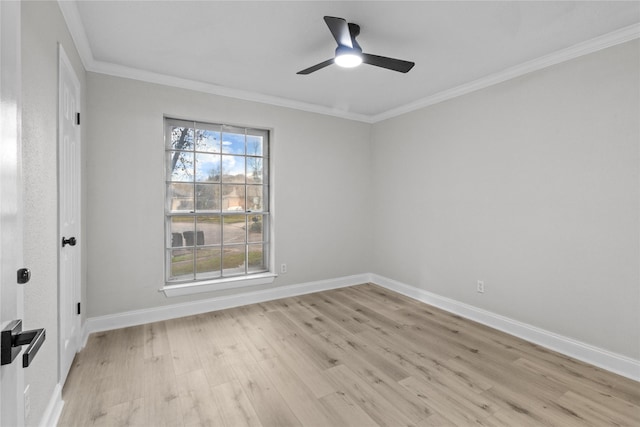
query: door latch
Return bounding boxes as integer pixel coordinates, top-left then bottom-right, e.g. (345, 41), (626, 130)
(1, 320), (46, 368)
(62, 236), (77, 247)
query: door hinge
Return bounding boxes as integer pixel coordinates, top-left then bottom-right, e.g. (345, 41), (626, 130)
(77, 302), (81, 315)
(76, 112), (80, 126)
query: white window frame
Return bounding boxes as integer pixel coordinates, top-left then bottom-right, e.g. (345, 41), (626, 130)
(161, 118), (275, 297)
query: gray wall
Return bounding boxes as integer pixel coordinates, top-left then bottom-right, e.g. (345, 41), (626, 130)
(371, 40), (640, 360)
(85, 73), (373, 316)
(18, 4), (639, 423)
(21, 1), (86, 425)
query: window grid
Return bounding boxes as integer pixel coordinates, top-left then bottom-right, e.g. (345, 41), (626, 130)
(165, 118), (269, 284)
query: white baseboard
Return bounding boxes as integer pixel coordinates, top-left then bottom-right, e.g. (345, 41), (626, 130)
(38, 383), (63, 427)
(79, 272), (639, 382)
(370, 273), (640, 382)
(81, 273), (369, 348)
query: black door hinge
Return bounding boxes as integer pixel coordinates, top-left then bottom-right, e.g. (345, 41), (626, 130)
(76, 302), (81, 315)
(76, 112), (80, 125)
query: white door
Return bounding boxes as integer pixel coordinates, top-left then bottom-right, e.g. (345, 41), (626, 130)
(0, 1), (25, 425)
(58, 44), (81, 385)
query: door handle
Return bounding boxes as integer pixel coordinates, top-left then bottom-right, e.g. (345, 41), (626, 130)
(1, 320), (46, 368)
(62, 236), (77, 247)
(17, 267), (31, 284)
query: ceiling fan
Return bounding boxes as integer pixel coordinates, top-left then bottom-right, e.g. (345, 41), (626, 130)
(297, 16), (415, 75)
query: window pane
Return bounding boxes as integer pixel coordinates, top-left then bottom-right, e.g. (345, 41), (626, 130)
(195, 125), (221, 153)
(248, 244), (267, 273)
(247, 214), (265, 243)
(223, 246), (246, 275)
(221, 127), (245, 154)
(195, 153), (221, 182)
(221, 155), (245, 183)
(195, 184), (220, 211)
(166, 121), (194, 150)
(171, 216), (194, 247)
(167, 151), (194, 182)
(246, 132), (264, 157)
(167, 183), (194, 212)
(246, 186), (264, 212)
(222, 185), (245, 212)
(196, 246), (222, 279)
(196, 215), (221, 246)
(223, 215), (246, 244)
(246, 157), (264, 184)
(165, 118), (269, 285)
(168, 248), (194, 280)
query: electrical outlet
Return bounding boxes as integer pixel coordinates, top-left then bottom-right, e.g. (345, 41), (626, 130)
(477, 280), (485, 293)
(24, 385), (31, 420)
(280, 263), (287, 274)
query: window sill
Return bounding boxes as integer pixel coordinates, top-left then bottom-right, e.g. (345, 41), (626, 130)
(160, 273), (277, 297)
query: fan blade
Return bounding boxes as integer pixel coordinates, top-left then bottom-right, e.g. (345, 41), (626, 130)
(362, 53), (415, 73)
(297, 58), (334, 75)
(348, 23), (362, 51)
(324, 16), (352, 48)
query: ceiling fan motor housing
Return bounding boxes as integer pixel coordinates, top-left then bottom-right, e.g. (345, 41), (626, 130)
(297, 16), (414, 74)
(335, 45), (363, 68)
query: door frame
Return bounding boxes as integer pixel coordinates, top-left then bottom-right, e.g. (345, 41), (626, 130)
(57, 43), (82, 386)
(0, 0), (25, 425)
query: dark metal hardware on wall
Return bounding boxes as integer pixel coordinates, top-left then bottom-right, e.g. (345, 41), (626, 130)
(76, 112), (80, 125)
(17, 268), (31, 284)
(62, 236), (77, 247)
(1, 320), (46, 368)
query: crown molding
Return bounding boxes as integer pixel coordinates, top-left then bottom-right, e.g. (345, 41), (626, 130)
(371, 23), (640, 123)
(87, 59), (374, 123)
(58, 0), (638, 124)
(57, 0), (94, 70)
(56, 1), (372, 123)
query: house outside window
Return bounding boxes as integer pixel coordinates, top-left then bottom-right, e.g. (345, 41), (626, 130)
(164, 118), (271, 289)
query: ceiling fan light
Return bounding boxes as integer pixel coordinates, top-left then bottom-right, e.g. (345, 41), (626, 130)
(335, 52), (362, 68)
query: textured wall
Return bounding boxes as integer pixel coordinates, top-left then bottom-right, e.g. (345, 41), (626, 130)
(85, 73), (373, 316)
(20, 8), (639, 425)
(371, 40), (640, 359)
(21, 1), (86, 425)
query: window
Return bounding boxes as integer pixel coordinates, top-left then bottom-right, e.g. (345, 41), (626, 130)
(164, 118), (272, 293)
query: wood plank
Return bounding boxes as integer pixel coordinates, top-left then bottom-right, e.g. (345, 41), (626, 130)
(59, 284), (640, 427)
(175, 369), (226, 426)
(226, 308), (279, 362)
(318, 391), (380, 427)
(399, 375), (499, 426)
(165, 315), (205, 376)
(557, 390), (639, 427)
(313, 330), (412, 382)
(257, 356), (336, 426)
(210, 380), (263, 427)
(299, 292), (370, 334)
(264, 310), (342, 370)
(142, 354), (182, 426)
(229, 341), (303, 426)
(310, 332), (430, 422)
(255, 326), (336, 398)
(143, 321), (170, 359)
(325, 364), (417, 426)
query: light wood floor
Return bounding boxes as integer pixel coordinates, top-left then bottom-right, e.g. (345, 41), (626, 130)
(59, 283), (640, 426)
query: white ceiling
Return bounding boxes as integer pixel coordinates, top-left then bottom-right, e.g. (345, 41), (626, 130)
(60, 1), (640, 122)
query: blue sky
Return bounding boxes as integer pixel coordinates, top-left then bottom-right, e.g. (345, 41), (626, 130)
(169, 127), (264, 182)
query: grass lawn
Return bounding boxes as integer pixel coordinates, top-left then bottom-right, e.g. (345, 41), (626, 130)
(170, 247), (264, 277)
